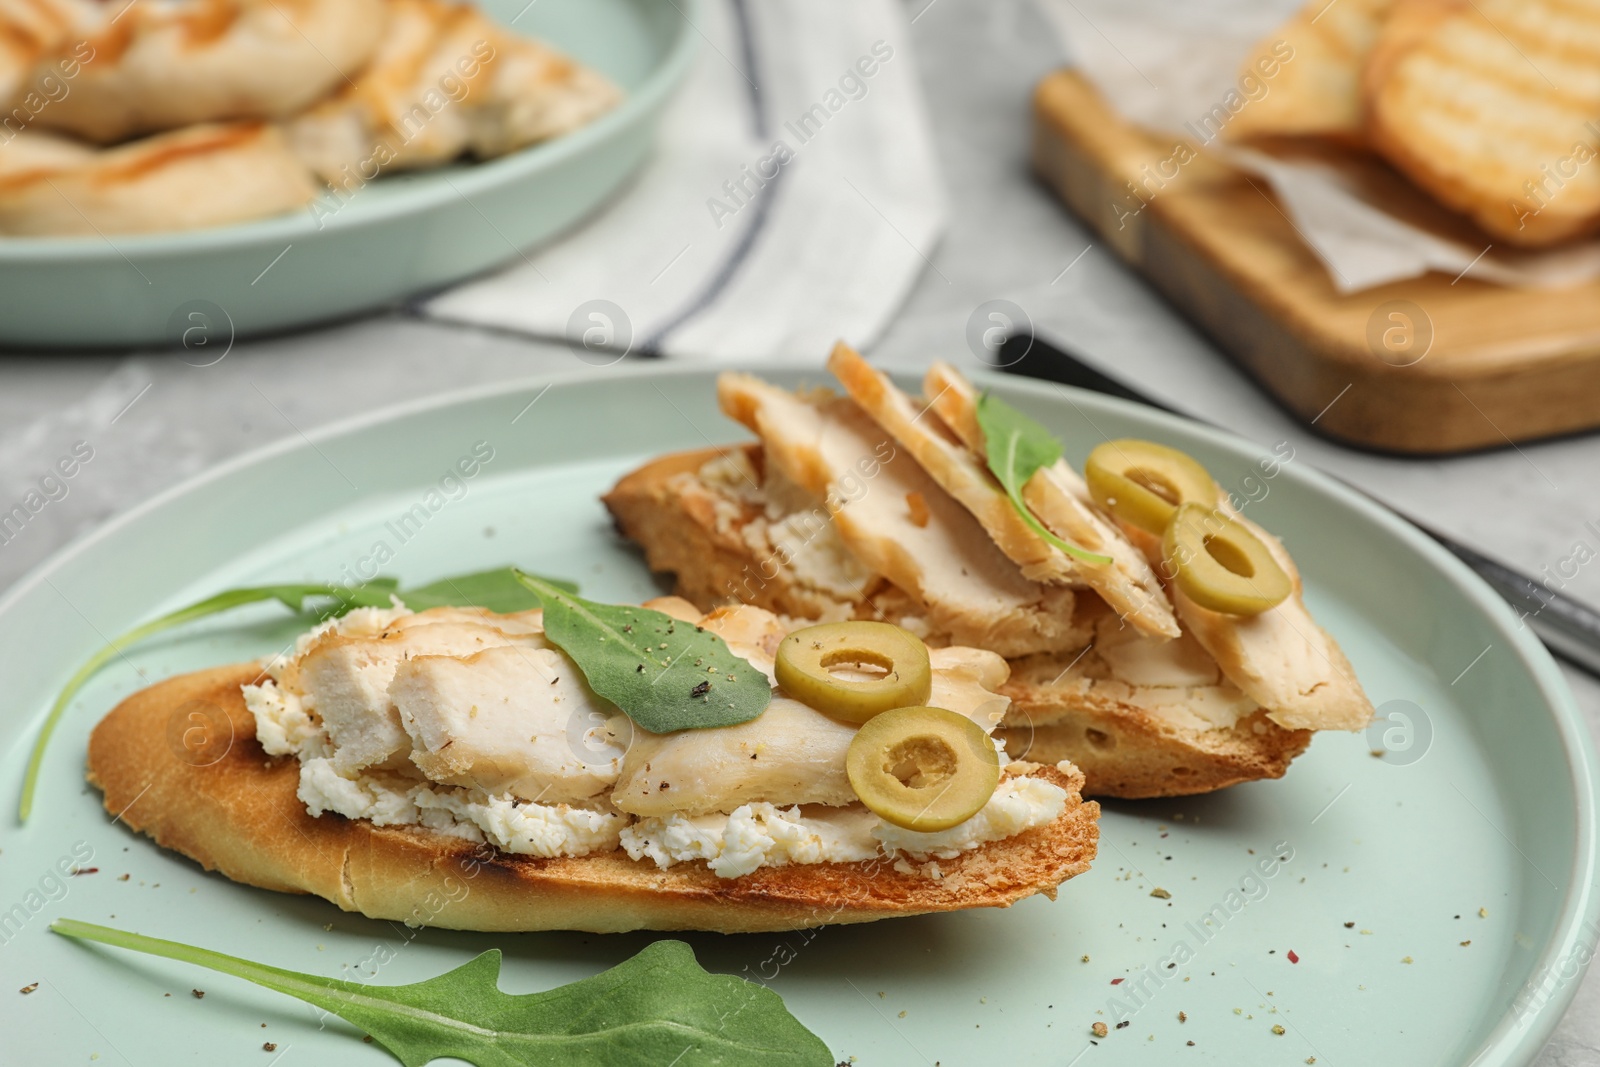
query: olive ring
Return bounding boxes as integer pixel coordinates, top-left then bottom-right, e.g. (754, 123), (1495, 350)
(1085, 438), (1218, 535)
(774, 621), (932, 725)
(846, 706), (1001, 832)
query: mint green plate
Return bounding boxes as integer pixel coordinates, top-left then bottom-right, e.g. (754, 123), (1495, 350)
(0, 0), (694, 349)
(1, 366), (1594, 1065)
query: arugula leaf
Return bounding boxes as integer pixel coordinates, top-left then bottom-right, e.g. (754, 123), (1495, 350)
(51, 919), (832, 1067)
(17, 580), (395, 822)
(400, 566), (576, 613)
(513, 571), (771, 734)
(18, 568), (576, 823)
(975, 392), (1113, 566)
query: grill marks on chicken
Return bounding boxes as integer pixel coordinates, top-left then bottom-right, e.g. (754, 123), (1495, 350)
(0, 0), (622, 235)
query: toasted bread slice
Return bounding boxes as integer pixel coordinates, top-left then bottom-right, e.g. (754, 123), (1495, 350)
(26, 0), (389, 144)
(998, 644), (1311, 799)
(86, 663), (1099, 933)
(0, 121), (319, 235)
(605, 445), (1320, 798)
(1224, 0), (1397, 144)
(1365, 0), (1600, 246)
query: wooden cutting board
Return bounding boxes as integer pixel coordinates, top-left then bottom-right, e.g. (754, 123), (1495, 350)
(1032, 70), (1600, 455)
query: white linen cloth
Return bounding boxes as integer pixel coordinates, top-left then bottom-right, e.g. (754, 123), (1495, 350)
(424, 0), (945, 360)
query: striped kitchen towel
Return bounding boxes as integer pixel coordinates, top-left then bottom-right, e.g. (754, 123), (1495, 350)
(422, 0), (945, 361)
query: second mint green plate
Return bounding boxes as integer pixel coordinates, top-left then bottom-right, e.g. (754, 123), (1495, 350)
(0, 365), (1593, 1065)
(0, 0), (694, 348)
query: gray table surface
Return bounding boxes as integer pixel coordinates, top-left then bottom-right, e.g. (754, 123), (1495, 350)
(2, 1), (1596, 1062)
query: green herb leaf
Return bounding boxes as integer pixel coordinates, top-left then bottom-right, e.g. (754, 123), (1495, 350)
(399, 566), (576, 613)
(18, 568), (577, 823)
(51, 919), (831, 1067)
(18, 579), (392, 823)
(975, 391), (1113, 566)
(513, 570), (771, 733)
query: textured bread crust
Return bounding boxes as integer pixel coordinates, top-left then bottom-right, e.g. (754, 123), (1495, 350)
(604, 446), (1315, 799)
(998, 681), (1310, 800)
(1364, 0), (1600, 246)
(1224, 0), (1396, 144)
(87, 664), (1099, 934)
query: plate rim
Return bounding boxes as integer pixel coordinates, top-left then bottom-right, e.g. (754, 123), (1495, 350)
(2, 359), (1593, 1066)
(0, 0), (699, 262)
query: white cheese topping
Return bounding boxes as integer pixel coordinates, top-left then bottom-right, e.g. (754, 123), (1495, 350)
(621, 773), (1066, 878)
(243, 679), (327, 758)
(621, 803), (881, 878)
(872, 775), (1067, 860)
(296, 756), (626, 857)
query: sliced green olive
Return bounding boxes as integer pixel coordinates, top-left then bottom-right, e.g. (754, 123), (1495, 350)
(1085, 439), (1218, 535)
(846, 706), (1001, 832)
(775, 621), (932, 724)
(1161, 502), (1292, 615)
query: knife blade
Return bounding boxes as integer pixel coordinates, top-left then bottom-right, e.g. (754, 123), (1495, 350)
(997, 332), (1600, 680)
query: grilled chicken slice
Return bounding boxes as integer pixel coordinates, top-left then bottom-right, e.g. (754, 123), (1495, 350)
(919, 360), (1181, 640)
(393, 643), (629, 805)
(0, 121), (319, 235)
(285, 608), (547, 773)
(0, 127), (91, 178)
(829, 343), (1089, 587)
(1172, 506), (1374, 732)
(646, 597), (789, 679)
(286, 0), (619, 183)
(613, 696), (859, 818)
(26, 0), (390, 143)
(0, 0), (98, 105)
(612, 644), (1012, 818)
(718, 372), (1088, 658)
